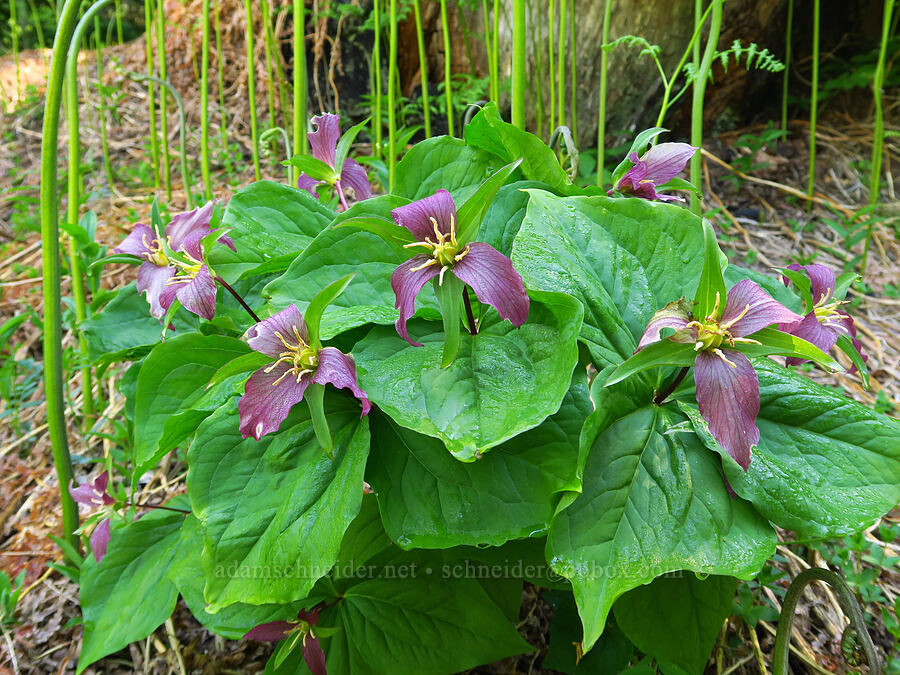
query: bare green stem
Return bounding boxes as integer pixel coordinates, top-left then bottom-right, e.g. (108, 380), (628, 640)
(440, 0), (454, 135)
(689, 0), (723, 215)
(244, 0), (262, 181)
(144, 0), (160, 190)
(597, 0), (612, 185)
(511, 0), (525, 128)
(807, 0), (820, 208)
(372, 0), (382, 158)
(388, 0), (398, 190)
(781, 0), (793, 132)
(213, 0), (230, 173)
(413, 0), (431, 137)
(156, 0), (172, 200)
(200, 0), (212, 200)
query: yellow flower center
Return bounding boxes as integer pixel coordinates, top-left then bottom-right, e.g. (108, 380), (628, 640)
(811, 289), (846, 331)
(403, 215), (470, 285)
(143, 234), (170, 267)
(165, 245), (205, 287)
(685, 292), (760, 369)
(264, 325), (319, 386)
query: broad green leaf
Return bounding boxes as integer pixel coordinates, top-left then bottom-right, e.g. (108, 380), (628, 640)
(366, 372), (592, 548)
(333, 117), (370, 173)
(511, 191), (705, 376)
(733, 326), (842, 371)
(208, 181), (334, 281)
(724, 264), (800, 313)
(206, 351), (272, 390)
(456, 158), (523, 243)
(605, 339), (697, 386)
(394, 136), (494, 202)
(77, 497), (189, 673)
(685, 359), (900, 538)
(187, 395), (370, 610)
(464, 103), (572, 194)
(80, 283), (199, 364)
(614, 574), (738, 675)
(305, 273), (355, 348)
(695, 218), (727, 320)
(354, 290), (583, 461)
(476, 180), (548, 256)
(284, 154), (339, 182)
(133, 334), (250, 478)
(547, 403), (775, 651)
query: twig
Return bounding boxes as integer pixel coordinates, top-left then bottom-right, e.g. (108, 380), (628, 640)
(164, 617), (187, 675)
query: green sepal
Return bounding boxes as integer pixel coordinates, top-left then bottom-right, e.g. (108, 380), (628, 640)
(150, 195), (164, 235)
(433, 274), (465, 368)
(731, 326), (843, 372)
(305, 382), (334, 459)
(271, 632), (302, 670)
(283, 154), (340, 184)
(834, 271), (857, 301)
(605, 339), (697, 386)
(694, 218), (727, 320)
(334, 215), (415, 255)
(835, 334), (869, 389)
(656, 175), (702, 194)
(200, 226), (233, 268)
(334, 117), (371, 176)
(206, 351), (272, 390)
(305, 273), (356, 349)
(160, 299), (181, 339)
(776, 267), (813, 309)
(456, 158), (523, 243)
(88, 253), (145, 270)
(610, 127), (666, 184)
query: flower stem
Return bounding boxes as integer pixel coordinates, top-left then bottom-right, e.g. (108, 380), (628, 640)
(463, 287), (478, 335)
(653, 366), (689, 406)
(305, 383), (334, 460)
(511, 0), (526, 129)
(214, 276), (261, 323)
(334, 179), (350, 211)
(130, 502), (192, 514)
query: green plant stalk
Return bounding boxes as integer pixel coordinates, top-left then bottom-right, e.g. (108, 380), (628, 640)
(548, 0), (555, 132)
(773, 568), (880, 675)
(388, 0), (398, 190)
(270, 6), (292, 134)
(26, 0), (47, 54)
(689, 0), (723, 215)
(440, 0), (454, 136)
(557, 0), (566, 129)
(244, 0), (262, 181)
(569, 0), (576, 140)
(144, 0), (160, 190)
(511, 0), (525, 128)
(529, 0), (544, 139)
(862, 0), (894, 276)
(260, 0), (278, 130)
(293, 0), (308, 180)
(807, 0), (819, 206)
(200, 0), (212, 200)
(492, 0), (499, 101)
(412, 0), (431, 137)
(9, 0), (20, 98)
(261, 127), (292, 184)
(596, 0), (611, 185)
(93, 15), (115, 188)
(459, 9), (476, 77)
(372, 0), (382, 159)
(481, 0), (493, 100)
(156, 0), (172, 200)
(781, 0), (793, 132)
(114, 0), (123, 42)
(41, 0), (83, 554)
(213, 0), (230, 173)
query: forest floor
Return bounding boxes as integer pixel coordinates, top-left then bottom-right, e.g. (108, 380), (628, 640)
(1, 29), (899, 675)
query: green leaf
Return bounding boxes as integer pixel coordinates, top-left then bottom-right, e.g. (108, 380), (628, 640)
(775, 267), (813, 309)
(686, 359), (900, 538)
(77, 498), (189, 673)
(465, 103), (572, 194)
(433, 274), (464, 367)
(367, 372), (592, 548)
(395, 136), (494, 202)
(80, 283), (199, 364)
(605, 339), (697, 386)
(547, 402), (775, 651)
(456, 158), (523, 243)
(208, 181), (334, 282)
(133, 334), (250, 479)
(335, 216), (414, 252)
(614, 574), (738, 675)
(476, 181), (548, 256)
(305, 273), (355, 348)
(87, 253), (144, 270)
(284, 154), (339, 182)
(610, 127), (666, 184)
(835, 334), (869, 388)
(354, 289), (582, 461)
(187, 395), (370, 610)
(695, 218), (727, 320)
(724, 263), (801, 313)
(732, 326), (843, 372)
(333, 117), (370, 174)
(206, 351), (272, 391)
(510, 191), (705, 377)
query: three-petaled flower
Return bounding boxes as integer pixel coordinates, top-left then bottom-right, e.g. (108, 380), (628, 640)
(780, 263), (867, 368)
(114, 201), (234, 320)
(390, 189), (530, 346)
(637, 280), (802, 470)
(245, 606), (326, 675)
(238, 304), (370, 440)
(610, 142), (697, 202)
(297, 113), (371, 209)
(69, 471), (116, 562)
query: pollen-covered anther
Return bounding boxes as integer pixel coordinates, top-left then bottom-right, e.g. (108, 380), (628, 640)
(265, 326), (319, 387)
(711, 348), (738, 368)
(141, 234), (170, 266)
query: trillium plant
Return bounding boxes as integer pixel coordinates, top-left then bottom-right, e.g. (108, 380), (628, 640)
(75, 105), (899, 675)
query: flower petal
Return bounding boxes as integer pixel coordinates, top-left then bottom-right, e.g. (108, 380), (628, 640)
(114, 224), (157, 258)
(90, 518), (111, 562)
(238, 363), (311, 440)
(638, 142), (697, 185)
(637, 299), (694, 350)
(303, 633), (327, 675)
(244, 620), (297, 642)
(783, 311), (840, 366)
(137, 262), (175, 319)
(173, 265), (218, 321)
(391, 189), (457, 241)
(166, 201), (217, 251)
(339, 157), (371, 201)
(450, 243), (530, 327)
(312, 347), (371, 416)
(245, 304), (309, 358)
(391, 256), (441, 346)
(694, 349), (759, 471)
(297, 173), (322, 198)
(308, 113), (341, 168)
(802, 264), (836, 304)
(721, 279), (802, 337)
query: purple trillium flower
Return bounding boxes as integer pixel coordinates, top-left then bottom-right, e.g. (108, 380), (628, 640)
(245, 606), (326, 675)
(639, 280), (802, 470)
(610, 142), (697, 202)
(297, 113), (371, 207)
(780, 263), (867, 368)
(238, 304), (371, 440)
(390, 189), (530, 346)
(69, 471), (115, 562)
(114, 201), (235, 320)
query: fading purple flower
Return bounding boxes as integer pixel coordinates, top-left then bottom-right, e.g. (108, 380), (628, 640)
(238, 304), (370, 440)
(69, 471), (115, 562)
(297, 113), (371, 208)
(390, 189), (529, 346)
(245, 606), (326, 675)
(610, 142), (697, 202)
(780, 263), (867, 368)
(638, 280), (802, 469)
(114, 201), (234, 320)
